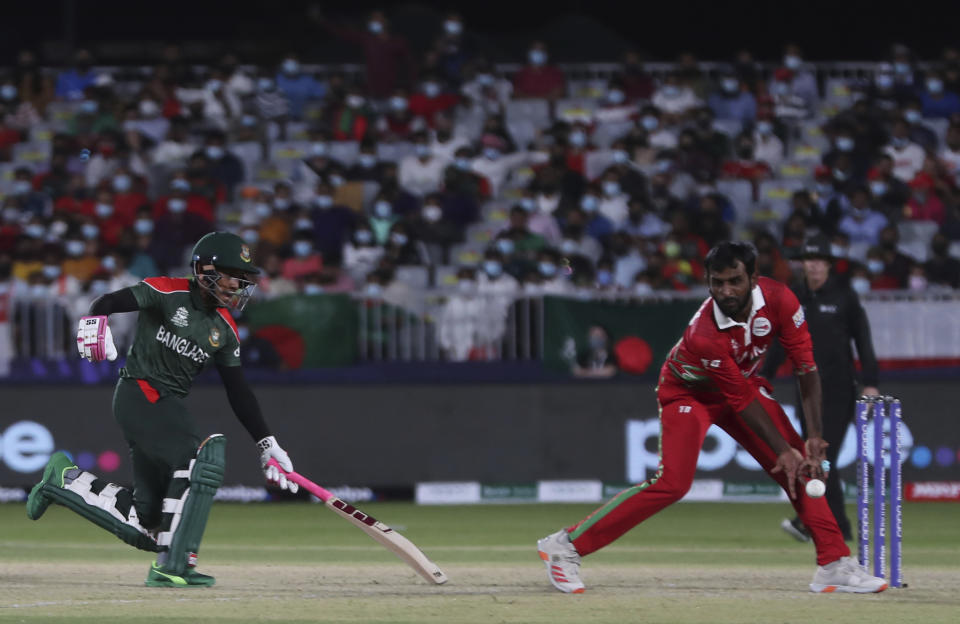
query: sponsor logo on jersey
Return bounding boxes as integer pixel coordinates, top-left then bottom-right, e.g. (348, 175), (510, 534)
(751, 316), (771, 337)
(819, 304), (837, 313)
(208, 327), (221, 347)
(792, 306), (805, 328)
(240, 244), (251, 263)
(170, 306), (189, 328)
(700, 358), (721, 368)
(155, 326), (210, 364)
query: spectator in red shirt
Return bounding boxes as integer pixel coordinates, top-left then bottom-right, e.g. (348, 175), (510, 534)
(312, 8), (416, 100)
(721, 132), (772, 198)
(329, 85), (371, 141)
(375, 90), (424, 142)
(408, 75), (460, 128)
(154, 171), (215, 224)
(904, 172), (946, 224)
(513, 41), (565, 100)
(108, 165), (149, 225)
(620, 50), (655, 101)
(78, 188), (127, 248)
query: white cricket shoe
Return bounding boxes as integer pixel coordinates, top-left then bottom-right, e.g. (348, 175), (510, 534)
(810, 556), (888, 593)
(537, 529), (585, 594)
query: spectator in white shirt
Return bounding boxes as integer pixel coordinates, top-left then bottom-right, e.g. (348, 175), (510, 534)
(429, 113), (471, 161)
(220, 53), (255, 98)
(461, 61), (513, 115)
(651, 72), (701, 121)
(752, 116), (785, 168)
(776, 44), (820, 112)
(152, 117), (198, 168)
(838, 186), (889, 245)
(399, 132), (449, 197)
(471, 134), (547, 197)
(596, 170), (630, 225)
(175, 70), (241, 130)
(639, 105), (678, 149)
(342, 221), (385, 283)
(884, 117), (926, 182)
(938, 123), (960, 173)
(559, 223), (602, 262)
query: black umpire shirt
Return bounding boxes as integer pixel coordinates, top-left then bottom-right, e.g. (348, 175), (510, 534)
(762, 275), (879, 388)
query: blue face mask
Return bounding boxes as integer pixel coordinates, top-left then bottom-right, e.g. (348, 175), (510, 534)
(258, 77), (275, 92)
(43, 264), (61, 279)
(529, 50), (547, 66)
(112, 174), (132, 192)
(171, 178), (190, 192)
(389, 96), (407, 111)
(495, 238), (515, 255)
(364, 283), (383, 296)
(483, 147), (500, 160)
(520, 197), (536, 212)
(756, 121), (773, 135)
(255, 202), (272, 218)
(95, 203), (114, 218)
(476, 73), (494, 86)
(538, 261), (557, 277)
(611, 150), (629, 164)
(79, 100), (98, 114)
(770, 82), (789, 96)
(597, 269), (613, 286)
(483, 260), (503, 277)
(237, 326), (250, 342)
(722, 78), (739, 93)
(167, 198), (187, 213)
(869, 181), (888, 197)
(368, 20), (384, 34)
(25, 224), (45, 238)
(606, 89), (625, 104)
(390, 232), (408, 246)
(101, 256), (117, 272)
(81, 223), (100, 240)
(295, 217), (313, 231)
(314, 195), (333, 208)
(206, 145), (225, 160)
(0, 84), (17, 100)
(415, 144), (431, 158)
(134, 219), (154, 234)
(66, 240), (86, 257)
(867, 259), (884, 274)
(904, 109), (922, 124)
(293, 241), (312, 257)
(641, 115), (659, 131)
(355, 230), (373, 245)
(836, 137), (855, 152)
(303, 284), (324, 295)
(581, 195), (598, 212)
(310, 142), (327, 157)
(784, 55), (802, 70)
(455, 157), (472, 171)
(569, 131), (587, 147)
(328, 174), (344, 187)
(875, 74), (894, 90)
(561, 239), (578, 255)
(602, 180), (621, 197)
(359, 154), (377, 168)
(423, 83), (441, 98)
(927, 79), (944, 94)
(374, 201), (392, 218)
(894, 62), (911, 75)
(242, 229), (259, 244)
(12, 180), (32, 195)
(281, 59), (300, 75)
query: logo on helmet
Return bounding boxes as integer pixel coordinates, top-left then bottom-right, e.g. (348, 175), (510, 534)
(209, 327), (221, 347)
(240, 244), (251, 263)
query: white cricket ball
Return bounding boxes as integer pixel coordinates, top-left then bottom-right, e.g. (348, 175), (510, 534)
(805, 479), (826, 498)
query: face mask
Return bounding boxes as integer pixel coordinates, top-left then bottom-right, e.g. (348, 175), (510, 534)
(529, 50), (547, 66)
(606, 89), (625, 104)
(95, 202), (114, 218)
(112, 174), (132, 192)
(875, 74), (894, 90)
(139, 99), (160, 117)
(476, 73), (494, 86)
(364, 283), (383, 296)
(891, 136), (907, 148)
(390, 232), (408, 246)
(293, 241), (312, 257)
(784, 55), (802, 70)
(313, 194), (333, 209)
(79, 99), (98, 114)
(833, 169), (848, 182)
(519, 197), (536, 212)
(589, 335), (607, 350)
(12, 180), (32, 195)
(43, 264), (62, 279)
(423, 205), (442, 222)
(904, 109), (922, 124)
(90, 279), (110, 295)
(756, 121), (773, 135)
(242, 229), (259, 244)
(483, 260), (503, 277)
(634, 282), (654, 296)
(641, 115), (659, 131)
(374, 201), (392, 218)
(770, 82), (789, 96)
(389, 96), (408, 111)
(561, 239), (578, 255)
(654, 159), (672, 173)
(602, 180), (621, 197)
(661, 85), (680, 98)
(538, 261), (557, 277)
(927, 79), (944, 94)
(167, 198), (187, 213)
(134, 218), (154, 234)
(368, 20), (383, 34)
(611, 150), (629, 164)
(830, 244), (847, 258)
(295, 217), (313, 231)
(358, 154), (377, 169)
(455, 157), (472, 171)
(495, 238), (515, 255)
(81, 223), (100, 240)
(274, 197), (290, 210)
(867, 259), (884, 274)
(206, 145), (225, 160)
(65, 240), (85, 257)
(0, 84), (17, 100)
(309, 142), (327, 157)
(254, 202), (273, 218)
(355, 230), (373, 245)
(25, 223), (45, 238)
(569, 131), (587, 147)
(99, 257), (117, 274)
(49, 220), (68, 237)
(237, 326), (250, 342)
(444, 20), (462, 35)
(816, 182), (834, 195)
(851, 276), (871, 294)
(171, 178), (191, 192)
(483, 147), (500, 160)
(346, 95), (365, 109)
(835, 136), (856, 152)
(415, 144), (431, 158)
(423, 82), (441, 98)
(894, 62), (911, 75)
(281, 59), (300, 75)
(243, 115), (258, 127)
(303, 283), (324, 295)
(580, 194), (598, 212)
(538, 195), (559, 213)
(722, 78), (739, 93)
(328, 174), (345, 187)
(258, 77), (275, 92)
(869, 181), (888, 197)
(206, 79), (223, 92)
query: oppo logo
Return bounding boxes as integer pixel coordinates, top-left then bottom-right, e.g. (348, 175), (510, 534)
(0, 421), (54, 473)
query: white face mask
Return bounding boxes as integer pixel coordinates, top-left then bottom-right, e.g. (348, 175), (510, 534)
(537, 195), (559, 214)
(851, 277), (871, 295)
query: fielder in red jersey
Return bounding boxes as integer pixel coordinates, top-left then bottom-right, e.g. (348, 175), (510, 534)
(537, 241), (887, 595)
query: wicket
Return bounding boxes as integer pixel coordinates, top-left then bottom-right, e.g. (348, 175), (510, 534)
(855, 396), (904, 588)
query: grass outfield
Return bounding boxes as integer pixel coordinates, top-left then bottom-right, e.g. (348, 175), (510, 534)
(1, 501), (958, 623)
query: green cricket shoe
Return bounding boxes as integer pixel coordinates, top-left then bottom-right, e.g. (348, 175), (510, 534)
(145, 562), (216, 587)
(26, 452), (77, 520)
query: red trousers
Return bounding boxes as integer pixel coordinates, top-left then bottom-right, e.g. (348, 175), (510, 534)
(567, 385), (849, 566)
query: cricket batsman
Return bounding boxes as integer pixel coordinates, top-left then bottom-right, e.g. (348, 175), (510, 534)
(537, 241), (887, 594)
(26, 232), (299, 587)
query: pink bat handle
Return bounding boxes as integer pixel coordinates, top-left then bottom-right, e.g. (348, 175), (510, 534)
(267, 458), (331, 502)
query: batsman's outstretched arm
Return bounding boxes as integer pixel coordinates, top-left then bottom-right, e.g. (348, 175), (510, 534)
(89, 287), (139, 316)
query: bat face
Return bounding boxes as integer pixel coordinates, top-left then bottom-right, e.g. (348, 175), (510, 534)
(330, 498), (393, 533)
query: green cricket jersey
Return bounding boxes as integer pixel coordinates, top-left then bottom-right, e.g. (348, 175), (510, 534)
(121, 277), (241, 397)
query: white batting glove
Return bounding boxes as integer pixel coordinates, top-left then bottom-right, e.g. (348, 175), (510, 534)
(76, 316), (118, 362)
(258, 436), (299, 494)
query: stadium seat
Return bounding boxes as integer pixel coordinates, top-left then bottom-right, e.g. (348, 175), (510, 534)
(505, 99), (551, 129)
(396, 266), (429, 289)
(898, 220), (939, 246)
(13, 141), (52, 165)
(328, 141), (360, 166)
(377, 142), (416, 162)
(591, 121), (634, 149)
(268, 141), (310, 175)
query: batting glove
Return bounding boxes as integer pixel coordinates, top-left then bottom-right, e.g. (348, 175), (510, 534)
(76, 316), (118, 362)
(258, 436), (299, 494)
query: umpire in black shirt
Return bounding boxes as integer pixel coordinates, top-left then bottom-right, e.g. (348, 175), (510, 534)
(762, 234), (879, 542)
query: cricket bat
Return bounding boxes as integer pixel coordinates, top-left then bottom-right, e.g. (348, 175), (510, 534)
(267, 459), (448, 584)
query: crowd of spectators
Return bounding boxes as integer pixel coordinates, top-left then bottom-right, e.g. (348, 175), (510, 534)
(2, 14), (960, 362)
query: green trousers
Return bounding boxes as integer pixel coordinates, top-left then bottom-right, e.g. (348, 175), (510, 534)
(113, 378), (201, 530)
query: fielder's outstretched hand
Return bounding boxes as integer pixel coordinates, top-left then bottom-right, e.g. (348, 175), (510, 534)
(258, 436), (299, 493)
(771, 448), (804, 499)
(804, 437), (830, 480)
